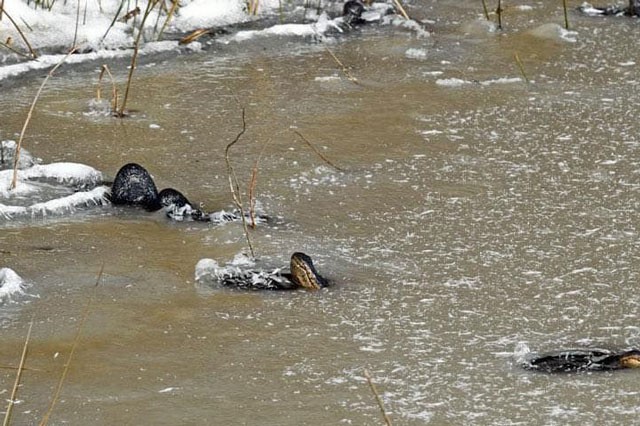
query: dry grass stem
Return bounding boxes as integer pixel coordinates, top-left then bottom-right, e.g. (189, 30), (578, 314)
(324, 46), (360, 85)
(179, 28), (212, 45)
(562, 0), (570, 29)
(248, 0), (260, 15)
(496, 0), (503, 30)
(481, 0), (490, 20)
(10, 47), (78, 190)
(118, 0), (160, 116)
(392, 0), (410, 20)
(292, 130), (345, 172)
(0, 39), (32, 59)
(3, 319), (34, 426)
(39, 264), (105, 426)
(224, 107), (255, 258)
(513, 52), (529, 84)
(96, 64), (119, 112)
(158, 0), (180, 39)
(0, 6), (37, 58)
(363, 368), (392, 426)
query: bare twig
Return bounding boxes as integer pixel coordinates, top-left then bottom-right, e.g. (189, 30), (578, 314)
(0, 7), (37, 58)
(323, 46), (360, 85)
(496, 0), (503, 30)
(481, 0), (490, 20)
(96, 64), (119, 113)
(292, 130), (345, 172)
(119, 0), (160, 116)
(562, 0), (570, 29)
(363, 369), (392, 426)
(513, 52), (529, 84)
(10, 47), (78, 190)
(0, 39), (32, 59)
(392, 0), (410, 20)
(158, 0), (180, 40)
(39, 264), (105, 426)
(224, 108), (255, 258)
(3, 319), (34, 426)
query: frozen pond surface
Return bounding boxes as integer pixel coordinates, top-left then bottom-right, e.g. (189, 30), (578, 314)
(2, 1), (640, 424)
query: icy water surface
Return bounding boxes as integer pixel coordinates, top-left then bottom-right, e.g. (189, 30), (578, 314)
(2, 2), (640, 424)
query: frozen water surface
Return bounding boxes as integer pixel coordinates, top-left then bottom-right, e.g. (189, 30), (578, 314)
(2, 0), (640, 424)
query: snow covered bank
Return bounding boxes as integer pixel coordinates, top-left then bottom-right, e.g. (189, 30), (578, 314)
(0, 141), (109, 219)
(0, 1), (418, 81)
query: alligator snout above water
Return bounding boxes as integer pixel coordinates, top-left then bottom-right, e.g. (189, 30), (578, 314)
(523, 348), (640, 373)
(195, 252), (329, 291)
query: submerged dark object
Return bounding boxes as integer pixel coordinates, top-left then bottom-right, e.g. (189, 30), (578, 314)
(343, 0), (366, 25)
(211, 252), (329, 291)
(109, 163), (240, 222)
(110, 163), (162, 210)
(524, 348), (640, 373)
(580, 0), (640, 16)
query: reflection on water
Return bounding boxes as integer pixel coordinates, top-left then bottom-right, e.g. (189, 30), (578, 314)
(2, 2), (640, 424)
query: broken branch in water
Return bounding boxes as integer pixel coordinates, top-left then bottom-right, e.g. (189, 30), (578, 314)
(292, 130), (345, 172)
(363, 368), (392, 426)
(3, 318), (33, 426)
(224, 107), (256, 259)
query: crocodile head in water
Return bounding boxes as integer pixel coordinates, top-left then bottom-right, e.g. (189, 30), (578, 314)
(289, 252), (329, 291)
(619, 350), (640, 368)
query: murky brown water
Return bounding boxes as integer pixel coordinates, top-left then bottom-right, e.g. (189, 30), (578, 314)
(3, 2), (640, 424)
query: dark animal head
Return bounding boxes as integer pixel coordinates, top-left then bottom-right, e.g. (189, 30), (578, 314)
(158, 188), (191, 210)
(343, 0), (365, 24)
(289, 252), (328, 291)
(110, 163), (161, 211)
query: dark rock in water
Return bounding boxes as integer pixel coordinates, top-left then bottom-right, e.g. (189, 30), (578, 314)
(524, 348), (640, 373)
(110, 163), (161, 211)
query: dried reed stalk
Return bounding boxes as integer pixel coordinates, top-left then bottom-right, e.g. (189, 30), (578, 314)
(10, 47), (78, 190)
(224, 107), (255, 258)
(96, 64), (119, 112)
(323, 46), (360, 85)
(481, 0), (490, 20)
(496, 0), (503, 30)
(363, 369), (392, 426)
(562, 0), (570, 29)
(292, 130), (345, 172)
(248, 0), (260, 15)
(158, 0), (180, 40)
(179, 28), (212, 45)
(118, 0), (161, 116)
(39, 264), (105, 426)
(392, 0), (410, 20)
(0, 6), (37, 58)
(0, 38), (32, 59)
(514, 52), (529, 83)
(2, 319), (34, 426)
